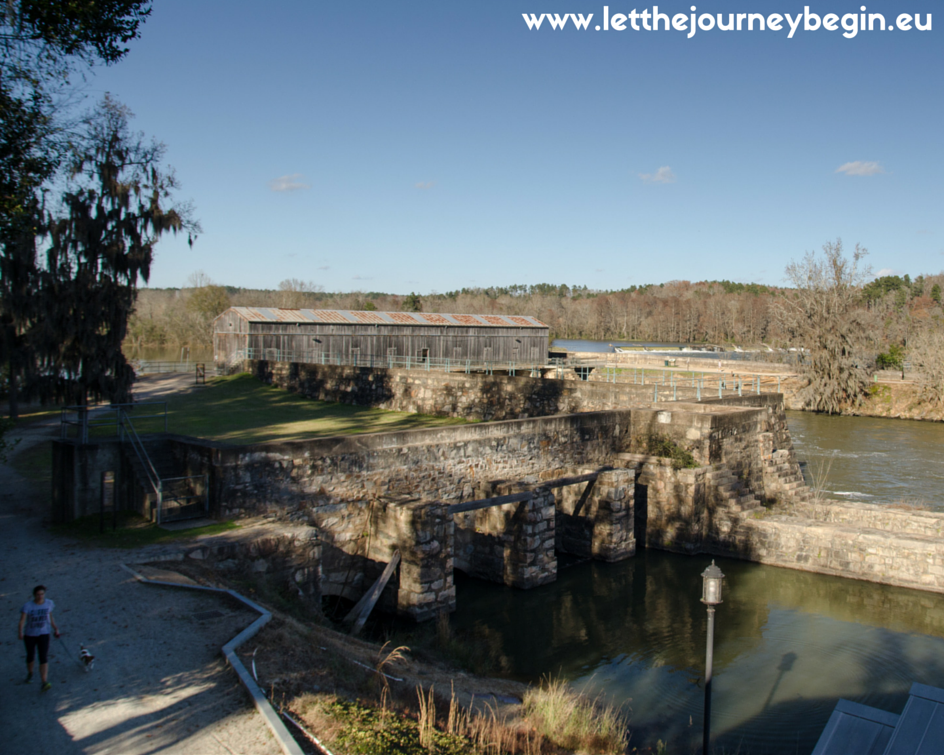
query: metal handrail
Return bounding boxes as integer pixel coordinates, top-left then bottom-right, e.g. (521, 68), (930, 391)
(221, 348), (781, 400)
(61, 402), (168, 441)
(117, 408), (164, 523)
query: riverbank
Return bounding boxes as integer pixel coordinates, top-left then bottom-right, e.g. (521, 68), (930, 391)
(569, 349), (944, 423)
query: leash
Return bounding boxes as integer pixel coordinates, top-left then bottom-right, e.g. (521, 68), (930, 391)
(55, 635), (85, 669)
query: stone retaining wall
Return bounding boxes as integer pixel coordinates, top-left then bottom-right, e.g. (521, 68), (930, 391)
(714, 511), (944, 594)
(163, 410), (632, 520)
(252, 360), (699, 420)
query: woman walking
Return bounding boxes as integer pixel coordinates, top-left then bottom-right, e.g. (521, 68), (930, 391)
(17, 585), (60, 692)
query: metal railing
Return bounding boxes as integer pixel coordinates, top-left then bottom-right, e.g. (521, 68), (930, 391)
(61, 402), (168, 443)
(222, 348), (785, 400)
(229, 347), (548, 377)
(117, 407), (164, 520)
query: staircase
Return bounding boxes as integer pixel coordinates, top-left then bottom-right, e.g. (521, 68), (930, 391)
(762, 447), (813, 505)
(813, 682), (944, 755)
(705, 464), (765, 518)
(119, 412), (207, 524)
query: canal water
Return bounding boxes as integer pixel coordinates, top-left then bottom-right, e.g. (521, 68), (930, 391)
(451, 550), (944, 754)
(445, 410), (944, 754)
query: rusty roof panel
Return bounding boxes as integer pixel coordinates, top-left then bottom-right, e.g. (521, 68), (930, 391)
(226, 307), (547, 328)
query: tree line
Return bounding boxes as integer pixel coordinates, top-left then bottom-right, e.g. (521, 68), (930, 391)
(129, 266), (944, 362)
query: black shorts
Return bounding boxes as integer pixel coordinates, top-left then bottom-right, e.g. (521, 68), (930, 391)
(24, 634), (50, 665)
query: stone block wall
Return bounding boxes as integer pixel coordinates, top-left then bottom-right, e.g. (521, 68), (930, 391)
(252, 360), (693, 421)
(454, 485), (557, 589)
(311, 497), (455, 621)
(163, 411), (632, 520)
(51, 439), (125, 523)
(621, 456), (709, 554)
(713, 511), (944, 594)
(373, 500), (455, 621)
(183, 522), (322, 603)
(554, 469), (636, 561)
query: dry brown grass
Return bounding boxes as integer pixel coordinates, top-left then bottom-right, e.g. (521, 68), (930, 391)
(523, 677), (628, 755)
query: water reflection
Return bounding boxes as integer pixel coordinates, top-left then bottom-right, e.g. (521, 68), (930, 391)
(451, 550), (944, 754)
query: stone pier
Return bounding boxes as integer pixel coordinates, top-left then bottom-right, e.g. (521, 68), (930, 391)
(554, 468), (636, 561)
(454, 485), (557, 589)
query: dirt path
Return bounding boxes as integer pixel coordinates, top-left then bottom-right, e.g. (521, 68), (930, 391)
(0, 376), (284, 755)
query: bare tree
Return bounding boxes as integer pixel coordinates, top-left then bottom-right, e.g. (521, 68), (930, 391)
(774, 239), (874, 413)
(277, 278), (322, 309)
(908, 326), (944, 406)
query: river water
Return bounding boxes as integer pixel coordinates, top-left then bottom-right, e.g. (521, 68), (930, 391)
(446, 404), (944, 753)
(788, 410), (944, 510)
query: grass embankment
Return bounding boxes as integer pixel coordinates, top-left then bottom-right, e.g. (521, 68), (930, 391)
(131, 372), (469, 444)
(236, 614), (631, 755)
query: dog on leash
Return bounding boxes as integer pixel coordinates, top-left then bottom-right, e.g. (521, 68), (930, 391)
(79, 645), (95, 672)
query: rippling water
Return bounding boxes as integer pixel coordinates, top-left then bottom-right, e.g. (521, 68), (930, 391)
(450, 551), (944, 754)
(787, 411), (944, 509)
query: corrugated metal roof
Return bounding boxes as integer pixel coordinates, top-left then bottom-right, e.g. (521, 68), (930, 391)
(225, 307), (548, 329)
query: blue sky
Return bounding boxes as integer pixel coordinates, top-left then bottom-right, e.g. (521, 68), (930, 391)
(85, 0), (942, 292)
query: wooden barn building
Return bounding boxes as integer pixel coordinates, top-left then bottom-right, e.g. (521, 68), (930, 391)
(213, 307), (550, 367)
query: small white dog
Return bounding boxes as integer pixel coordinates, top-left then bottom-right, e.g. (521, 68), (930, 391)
(79, 645), (95, 672)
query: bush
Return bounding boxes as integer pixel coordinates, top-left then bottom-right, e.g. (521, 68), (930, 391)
(638, 435), (698, 469)
(876, 343), (905, 371)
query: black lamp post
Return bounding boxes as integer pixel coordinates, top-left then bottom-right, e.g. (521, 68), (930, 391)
(701, 560), (725, 755)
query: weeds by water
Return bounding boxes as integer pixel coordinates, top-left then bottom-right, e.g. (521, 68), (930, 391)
(523, 676), (629, 754)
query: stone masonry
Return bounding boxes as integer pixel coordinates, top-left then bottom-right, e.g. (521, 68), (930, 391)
(554, 468), (636, 561)
(454, 484), (557, 589)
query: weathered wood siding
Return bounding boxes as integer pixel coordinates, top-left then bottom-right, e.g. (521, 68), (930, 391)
(216, 318), (548, 364)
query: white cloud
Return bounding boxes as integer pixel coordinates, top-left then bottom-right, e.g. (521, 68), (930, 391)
(353, 275), (373, 281)
(835, 161), (884, 177)
(317, 265), (330, 271)
(268, 173), (311, 192)
(415, 181), (435, 190)
(875, 268), (900, 277)
(639, 166), (676, 184)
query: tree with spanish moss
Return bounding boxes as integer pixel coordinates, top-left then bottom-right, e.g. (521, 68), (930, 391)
(774, 239), (874, 414)
(35, 95), (198, 405)
(0, 0), (152, 416)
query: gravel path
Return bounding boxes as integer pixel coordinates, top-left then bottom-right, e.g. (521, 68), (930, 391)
(0, 376), (284, 755)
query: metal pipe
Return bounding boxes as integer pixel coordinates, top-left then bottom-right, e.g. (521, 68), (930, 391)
(704, 606), (716, 754)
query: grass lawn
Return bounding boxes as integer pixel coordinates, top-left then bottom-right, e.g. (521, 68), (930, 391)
(126, 373), (469, 444)
(52, 511), (240, 548)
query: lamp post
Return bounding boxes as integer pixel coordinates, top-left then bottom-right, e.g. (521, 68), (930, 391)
(701, 560), (725, 755)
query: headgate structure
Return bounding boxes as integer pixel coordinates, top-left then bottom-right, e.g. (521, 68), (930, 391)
(62, 391), (944, 625)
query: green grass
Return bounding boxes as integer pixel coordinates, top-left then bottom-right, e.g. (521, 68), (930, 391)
(298, 697), (476, 755)
(523, 677), (628, 754)
(126, 373), (466, 444)
(51, 511), (239, 548)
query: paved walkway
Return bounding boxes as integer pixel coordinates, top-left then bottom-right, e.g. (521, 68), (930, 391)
(0, 378), (284, 755)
